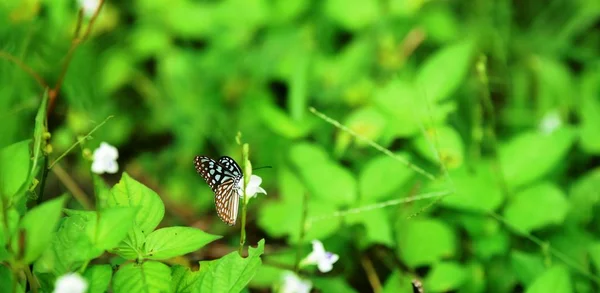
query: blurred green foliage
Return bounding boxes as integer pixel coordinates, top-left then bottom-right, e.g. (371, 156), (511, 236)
(1, 0), (600, 292)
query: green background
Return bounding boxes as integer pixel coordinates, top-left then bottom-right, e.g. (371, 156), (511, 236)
(1, 0), (600, 292)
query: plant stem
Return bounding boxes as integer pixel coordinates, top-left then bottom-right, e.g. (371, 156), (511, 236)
(238, 143), (251, 256)
(23, 265), (38, 293)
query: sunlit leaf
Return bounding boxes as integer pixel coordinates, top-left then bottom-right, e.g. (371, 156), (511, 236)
(84, 265), (112, 293)
(196, 239), (264, 292)
(108, 172), (165, 235)
(526, 266), (572, 293)
(19, 196), (66, 263)
(144, 227), (221, 260)
(113, 261), (171, 293)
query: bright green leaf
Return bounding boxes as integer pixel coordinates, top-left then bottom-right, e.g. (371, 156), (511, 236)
(113, 261), (171, 293)
(30, 91), (48, 192)
(346, 209), (394, 247)
(511, 251), (545, 286)
(313, 277), (358, 293)
(84, 265), (112, 293)
(358, 153), (414, 202)
(325, 0), (379, 30)
(341, 107), (387, 149)
(396, 218), (456, 267)
(34, 213), (102, 275)
(567, 169), (600, 224)
(0, 140), (31, 200)
(144, 227), (221, 260)
(503, 182), (569, 233)
(108, 172), (165, 235)
(499, 128), (575, 188)
(171, 265), (201, 293)
(526, 266), (572, 293)
(196, 239), (265, 293)
(438, 161), (504, 212)
(96, 207), (137, 251)
(258, 199), (340, 243)
(382, 270), (415, 293)
(412, 125), (464, 169)
(19, 196), (66, 263)
(424, 262), (467, 292)
(112, 224), (146, 260)
(589, 242), (600, 273)
(415, 40), (473, 102)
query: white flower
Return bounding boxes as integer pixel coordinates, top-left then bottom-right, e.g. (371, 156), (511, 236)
(77, 0), (100, 17)
(301, 240), (339, 273)
(91, 142), (119, 174)
(237, 174), (267, 199)
(539, 110), (562, 135)
(53, 273), (88, 293)
(280, 271), (312, 293)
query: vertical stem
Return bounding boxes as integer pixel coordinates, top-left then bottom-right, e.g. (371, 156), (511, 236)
(23, 265), (38, 293)
(238, 143), (251, 256)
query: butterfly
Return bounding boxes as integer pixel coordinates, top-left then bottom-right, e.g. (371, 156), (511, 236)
(193, 155), (243, 226)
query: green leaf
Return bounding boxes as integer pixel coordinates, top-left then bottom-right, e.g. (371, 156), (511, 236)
(437, 161), (504, 212)
(341, 107), (387, 149)
(290, 144), (357, 206)
(144, 227), (221, 260)
(93, 174), (111, 209)
(526, 266), (572, 293)
(589, 242), (600, 273)
(196, 239), (265, 292)
(499, 128), (575, 188)
(29, 91), (48, 191)
(423, 262), (467, 292)
(113, 224), (146, 260)
(313, 277), (358, 293)
(566, 169), (600, 224)
(96, 207), (137, 250)
(396, 218), (456, 267)
(258, 199), (340, 243)
(0, 207), (19, 262)
(171, 265), (201, 293)
(0, 140), (31, 200)
(325, 0), (380, 30)
(382, 270), (415, 293)
(19, 196), (66, 263)
(108, 172), (165, 235)
(346, 209), (394, 247)
(412, 125), (464, 169)
(510, 251), (545, 286)
(358, 153), (414, 202)
(415, 40), (474, 102)
(83, 265), (113, 293)
(34, 213), (102, 275)
(373, 79), (421, 138)
(580, 69), (600, 154)
(113, 261), (171, 293)
(503, 182), (569, 233)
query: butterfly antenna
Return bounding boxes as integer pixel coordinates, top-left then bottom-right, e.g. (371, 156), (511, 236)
(253, 166), (273, 171)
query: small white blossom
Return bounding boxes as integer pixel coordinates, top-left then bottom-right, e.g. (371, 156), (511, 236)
(539, 110), (562, 135)
(280, 271), (312, 293)
(53, 273), (88, 293)
(77, 0), (100, 17)
(91, 142), (119, 174)
(301, 240), (339, 273)
(237, 174), (267, 199)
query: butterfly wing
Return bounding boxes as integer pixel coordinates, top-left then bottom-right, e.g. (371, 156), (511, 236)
(218, 156), (242, 177)
(214, 179), (240, 226)
(194, 155), (242, 225)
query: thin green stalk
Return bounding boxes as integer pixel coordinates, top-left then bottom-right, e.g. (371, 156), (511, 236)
(48, 115), (113, 170)
(309, 107), (436, 181)
(238, 143), (251, 256)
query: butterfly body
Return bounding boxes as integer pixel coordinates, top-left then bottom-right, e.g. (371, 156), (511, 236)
(194, 155), (243, 226)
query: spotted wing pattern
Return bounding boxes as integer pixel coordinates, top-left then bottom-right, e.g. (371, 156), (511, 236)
(193, 155), (243, 225)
